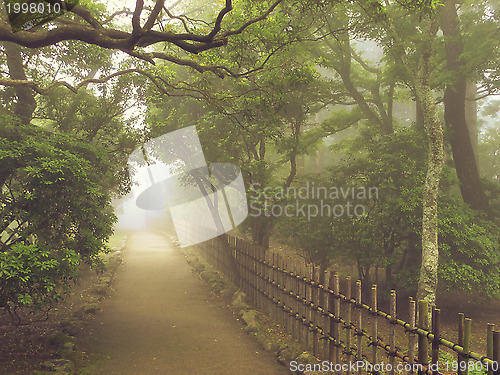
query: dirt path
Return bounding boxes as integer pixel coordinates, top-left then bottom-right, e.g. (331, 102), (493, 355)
(80, 229), (291, 375)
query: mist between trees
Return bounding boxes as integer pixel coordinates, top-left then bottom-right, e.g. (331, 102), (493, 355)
(0, 0), (499, 318)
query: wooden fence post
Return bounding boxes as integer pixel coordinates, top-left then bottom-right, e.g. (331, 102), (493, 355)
(346, 277), (352, 374)
(265, 251), (271, 317)
(318, 269), (325, 358)
(304, 261), (310, 350)
(328, 272), (336, 363)
(283, 256), (289, 329)
(312, 266), (319, 357)
(293, 259), (299, 340)
(277, 253), (283, 325)
(418, 300), (429, 375)
(458, 312), (465, 375)
(323, 270), (330, 360)
(241, 240), (246, 296)
(224, 236), (229, 279)
(246, 242), (251, 299)
(254, 246), (259, 306)
(284, 256), (291, 334)
(334, 273), (340, 364)
(250, 244), (255, 305)
(272, 253), (277, 323)
(293, 258), (299, 340)
(300, 260), (307, 349)
(307, 263), (313, 351)
(282, 256), (288, 334)
(488, 324), (495, 375)
(356, 280), (363, 374)
(431, 307), (440, 375)
(248, 243), (253, 304)
(270, 251), (275, 320)
(389, 290), (396, 375)
(277, 254), (282, 326)
(463, 318), (471, 375)
(256, 245), (260, 308)
(281, 255), (292, 333)
(372, 284), (378, 366)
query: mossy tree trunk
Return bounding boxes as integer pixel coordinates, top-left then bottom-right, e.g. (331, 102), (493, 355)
(414, 21), (445, 307)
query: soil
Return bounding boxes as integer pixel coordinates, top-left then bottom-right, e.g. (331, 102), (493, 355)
(76, 228), (292, 375)
(0, 262), (108, 374)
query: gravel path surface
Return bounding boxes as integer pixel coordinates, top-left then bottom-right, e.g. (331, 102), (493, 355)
(82, 229), (291, 375)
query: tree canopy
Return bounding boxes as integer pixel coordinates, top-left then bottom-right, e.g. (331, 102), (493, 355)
(0, 0), (499, 315)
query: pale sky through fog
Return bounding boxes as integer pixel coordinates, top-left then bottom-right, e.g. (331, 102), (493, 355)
(103, 0), (182, 227)
(103, 0), (219, 229)
(103, 0), (189, 130)
(107, 0), (184, 16)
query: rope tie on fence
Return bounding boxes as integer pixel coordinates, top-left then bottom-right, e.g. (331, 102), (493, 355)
(404, 326), (418, 334)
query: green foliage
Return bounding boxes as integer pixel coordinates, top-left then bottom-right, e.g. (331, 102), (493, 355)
(0, 116), (116, 312)
(143, 2), (334, 245)
(277, 127), (500, 297)
(438, 200), (500, 297)
(277, 128), (425, 272)
(0, 244), (79, 310)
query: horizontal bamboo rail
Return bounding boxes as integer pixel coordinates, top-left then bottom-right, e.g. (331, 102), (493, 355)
(192, 233), (499, 375)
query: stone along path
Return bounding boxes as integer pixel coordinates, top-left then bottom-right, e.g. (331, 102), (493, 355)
(81, 229), (291, 374)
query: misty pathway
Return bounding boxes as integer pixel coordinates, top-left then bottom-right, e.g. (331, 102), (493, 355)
(81, 229), (291, 375)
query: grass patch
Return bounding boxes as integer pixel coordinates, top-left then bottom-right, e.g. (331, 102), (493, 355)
(106, 228), (127, 250)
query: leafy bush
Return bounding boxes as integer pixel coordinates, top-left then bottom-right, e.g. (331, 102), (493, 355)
(0, 117), (116, 313)
(0, 244), (79, 311)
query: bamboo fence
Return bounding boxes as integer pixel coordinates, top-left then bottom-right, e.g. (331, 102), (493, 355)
(192, 234), (500, 375)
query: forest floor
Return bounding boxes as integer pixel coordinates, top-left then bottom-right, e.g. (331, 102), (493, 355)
(0, 231), (125, 375)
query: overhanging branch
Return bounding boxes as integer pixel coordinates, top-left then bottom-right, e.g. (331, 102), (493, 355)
(0, 0), (285, 57)
(0, 68), (211, 98)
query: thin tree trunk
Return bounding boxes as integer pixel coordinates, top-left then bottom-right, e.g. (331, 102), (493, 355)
(415, 21), (445, 307)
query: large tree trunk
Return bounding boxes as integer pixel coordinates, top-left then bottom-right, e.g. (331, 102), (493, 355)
(3, 42), (36, 124)
(465, 82), (479, 166)
(415, 22), (445, 307)
(0, 43), (36, 188)
(440, 0), (489, 211)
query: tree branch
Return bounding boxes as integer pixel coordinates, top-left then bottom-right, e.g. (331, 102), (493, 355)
(0, 68), (212, 99)
(206, 0), (232, 41)
(163, 5), (191, 33)
(350, 46), (381, 74)
(132, 0), (144, 34)
(70, 5), (102, 29)
(144, 0), (165, 31)
(223, 0), (283, 38)
(0, 0), (283, 58)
